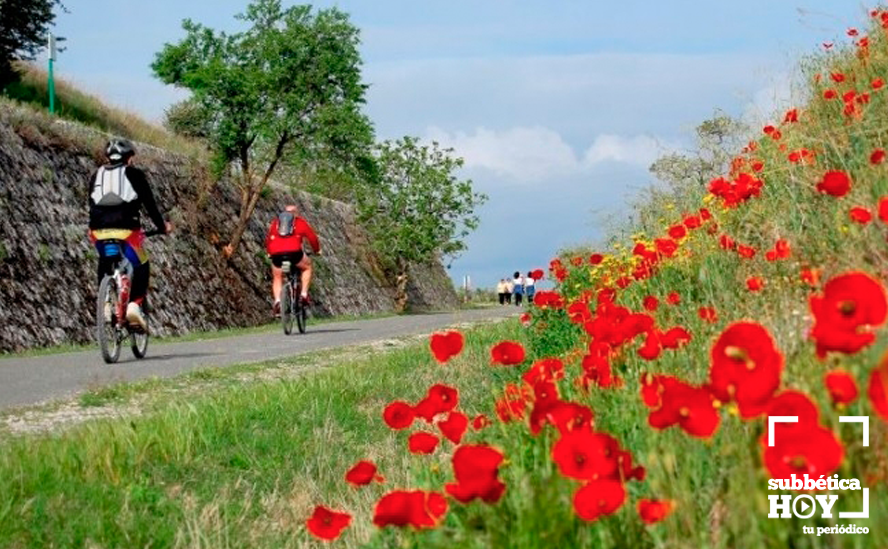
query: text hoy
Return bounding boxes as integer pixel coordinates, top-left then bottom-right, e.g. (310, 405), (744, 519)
(768, 490), (869, 519)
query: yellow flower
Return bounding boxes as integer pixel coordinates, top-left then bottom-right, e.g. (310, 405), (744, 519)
(703, 194), (715, 204)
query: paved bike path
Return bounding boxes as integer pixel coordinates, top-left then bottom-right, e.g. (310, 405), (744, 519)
(0, 307), (518, 410)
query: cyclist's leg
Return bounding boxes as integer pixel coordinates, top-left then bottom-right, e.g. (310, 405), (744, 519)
(294, 251), (311, 298)
(122, 231), (149, 305)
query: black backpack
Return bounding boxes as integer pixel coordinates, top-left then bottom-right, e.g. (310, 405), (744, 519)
(277, 211), (295, 237)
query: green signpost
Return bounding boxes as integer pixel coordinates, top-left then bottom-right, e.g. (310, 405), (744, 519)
(47, 33), (56, 114)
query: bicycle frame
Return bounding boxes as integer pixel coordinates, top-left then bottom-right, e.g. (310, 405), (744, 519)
(101, 241), (134, 329)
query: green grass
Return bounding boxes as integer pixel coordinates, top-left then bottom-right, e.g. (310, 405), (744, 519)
(0, 320), (523, 549)
(1, 63), (202, 156)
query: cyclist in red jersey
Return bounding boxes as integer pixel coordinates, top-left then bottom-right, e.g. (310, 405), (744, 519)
(266, 205), (321, 316)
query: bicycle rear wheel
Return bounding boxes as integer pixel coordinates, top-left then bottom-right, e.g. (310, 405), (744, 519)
(281, 281), (295, 335)
(131, 300), (149, 359)
(296, 294), (307, 334)
(97, 276), (121, 364)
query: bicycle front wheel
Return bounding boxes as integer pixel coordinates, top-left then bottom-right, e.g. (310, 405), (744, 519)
(97, 276), (121, 364)
(282, 282), (295, 335)
(131, 300), (149, 359)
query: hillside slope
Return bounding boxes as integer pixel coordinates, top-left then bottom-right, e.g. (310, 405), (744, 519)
(0, 101), (458, 352)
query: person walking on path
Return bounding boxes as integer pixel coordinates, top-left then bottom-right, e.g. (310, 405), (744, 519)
(512, 271), (524, 306)
(496, 279), (508, 305)
(524, 271), (536, 304)
(505, 277), (514, 304)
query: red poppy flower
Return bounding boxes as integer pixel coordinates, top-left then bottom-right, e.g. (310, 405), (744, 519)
(637, 499), (674, 524)
(683, 215), (702, 229)
(788, 149), (815, 164)
(763, 425), (844, 480)
(698, 307), (718, 323)
(552, 429), (621, 481)
(383, 401), (415, 430)
(415, 384), (459, 422)
(849, 207), (872, 224)
(847, 28), (859, 37)
(801, 267), (821, 287)
(535, 401), (595, 436)
(668, 224), (687, 240)
(573, 479), (626, 522)
(877, 197), (888, 224)
(661, 326), (691, 349)
(737, 245), (756, 259)
(646, 376), (720, 437)
(784, 108), (799, 123)
(871, 149), (886, 165)
(869, 357), (888, 421)
(746, 277), (765, 291)
(824, 89), (837, 100)
(809, 272), (888, 358)
(824, 370), (859, 405)
(438, 411), (469, 444)
(307, 505), (352, 541)
(643, 296), (659, 311)
(429, 331), (464, 364)
(408, 432), (440, 454)
(873, 78), (885, 90)
(523, 358), (565, 387)
(445, 444), (506, 504)
(490, 341), (526, 366)
(495, 383), (530, 423)
(817, 170), (852, 197)
(472, 414), (490, 431)
(373, 490), (448, 529)
(534, 290), (565, 309)
(766, 390), (820, 436)
(831, 72), (846, 83)
(637, 330), (662, 361)
(589, 253), (604, 265)
(519, 312), (531, 326)
(709, 322), (784, 418)
(667, 291), (681, 305)
(345, 460), (384, 486)
(531, 269), (544, 280)
(765, 239), (791, 261)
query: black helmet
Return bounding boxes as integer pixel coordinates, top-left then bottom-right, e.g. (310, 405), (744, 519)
(105, 138), (135, 162)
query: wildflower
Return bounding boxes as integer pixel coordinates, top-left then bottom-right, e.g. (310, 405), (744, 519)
(784, 108), (799, 123)
(445, 444), (507, 504)
(552, 429), (620, 481)
(763, 425), (844, 480)
(573, 479), (626, 522)
(824, 89), (837, 100)
(383, 401), (415, 430)
(817, 170), (851, 197)
(438, 411), (469, 444)
(490, 341), (526, 366)
(737, 245), (755, 259)
(809, 272), (888, 358)
(873, 78), (884, 90)
(801, 267), (821, 287)
(643, 375), (720, 437)
(660, 326), (691, 349)
(849, 207), (872, 224)
(307, 505), (352, 541)
(472, 414), (490, 431)
(408, 432), (440, 454)
(746, 277), (765, 291)
(831, 72), (846, 83)
(373, 490), (448, 529)
(879, 197), (888, 224)
(666, 291), (681, 305)
(871, 149), (886, 164)
(415, 384), (459, 422)
(429, 331), (464, 364)
(698, 307), (718, 323)
(643, 296), (659, 311)
(825, 370), (859, 405)
(638, 499), (674, 524)
(345, 460), (384, 486)
(869, 355), (888, 421)
(668, 224), (687, 239)
(709, 322), (784, 419)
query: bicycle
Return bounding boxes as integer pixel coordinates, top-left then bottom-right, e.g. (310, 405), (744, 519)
(95, 229), (162, 363)
(280, 257), (308, 335)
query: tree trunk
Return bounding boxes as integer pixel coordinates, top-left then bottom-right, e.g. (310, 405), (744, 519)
(394, 270), (409, 313)
(225, 186), (263, 259)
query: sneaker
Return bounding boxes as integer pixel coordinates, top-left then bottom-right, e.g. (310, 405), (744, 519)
(272, 300), (281, 318)
(126, 302), (148, 332)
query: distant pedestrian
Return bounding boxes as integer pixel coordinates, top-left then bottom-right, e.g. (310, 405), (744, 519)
(505, 277), (514, 304)
(512, 271), (524, 306)
(525, 271), (536, 304)
(497, 279), (508, 305)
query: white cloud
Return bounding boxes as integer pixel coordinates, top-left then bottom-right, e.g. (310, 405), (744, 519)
(425, 126), (679, 183)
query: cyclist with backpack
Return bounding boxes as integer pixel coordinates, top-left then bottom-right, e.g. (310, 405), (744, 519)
(88, 139), (172, 331)
(266, 205), (321, 316)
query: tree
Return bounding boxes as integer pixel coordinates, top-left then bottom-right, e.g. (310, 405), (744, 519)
(356, 137), (487, 312)
(152, 0), (373, 257)
(0, 0), (65, 87)
(649, 113), (748, 193)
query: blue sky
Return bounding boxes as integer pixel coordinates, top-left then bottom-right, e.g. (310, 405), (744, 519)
(51, 1), (871, 287)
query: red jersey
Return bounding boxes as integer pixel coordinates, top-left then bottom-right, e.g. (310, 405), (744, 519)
(265, 214), (321, 256)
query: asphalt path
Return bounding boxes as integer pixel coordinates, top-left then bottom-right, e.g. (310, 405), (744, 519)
(0, 307), (518, 410)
